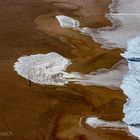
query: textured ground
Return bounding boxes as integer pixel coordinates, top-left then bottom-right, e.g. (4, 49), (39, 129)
(0, 0), (136, 140)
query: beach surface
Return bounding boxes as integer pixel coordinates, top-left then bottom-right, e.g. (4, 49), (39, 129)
(0, 0), (137, 140)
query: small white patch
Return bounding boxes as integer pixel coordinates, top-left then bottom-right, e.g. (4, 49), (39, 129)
(56, 15), (80, 29)
(85, 117), (127, 129)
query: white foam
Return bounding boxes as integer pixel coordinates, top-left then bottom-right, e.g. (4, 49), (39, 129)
(121, 34), (140, 59)
(85, 117), (127, 129)
(56, 0), (140, 49)
(83, 0), (140, 49)
(112, 0), (140, 14)
(121, 34), (140, 139)
(70, 59), (127, 90)
(14, 52), (126, 89)
(14, 52), (71, 86)
(54, 1), (140, 138)
(96, 17), (140, 48)
(93, 17), (140, 48)
(128, 126), (140, 140)
(55, 1), (140, 138)
(56, 15), (80, 29)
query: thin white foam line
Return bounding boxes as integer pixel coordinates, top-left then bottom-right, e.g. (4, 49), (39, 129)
(55, 13), (140, 16)
(110, 13), (140, 16)
(83, 13), (140, 15)
(79, 116), (87, 127)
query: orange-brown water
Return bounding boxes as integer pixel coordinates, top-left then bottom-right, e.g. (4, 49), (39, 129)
(0, 0), (136, 140)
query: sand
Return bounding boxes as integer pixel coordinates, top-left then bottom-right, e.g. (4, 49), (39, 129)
(0, 0), (136, 140)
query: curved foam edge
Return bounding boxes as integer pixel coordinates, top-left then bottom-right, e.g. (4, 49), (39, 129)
(85, 117), (127, 130)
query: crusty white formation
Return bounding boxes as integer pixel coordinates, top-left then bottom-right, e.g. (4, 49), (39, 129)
(14, 52), (71, 86)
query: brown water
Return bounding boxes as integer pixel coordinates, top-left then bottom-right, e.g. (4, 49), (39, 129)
(0, 0), (136, 140)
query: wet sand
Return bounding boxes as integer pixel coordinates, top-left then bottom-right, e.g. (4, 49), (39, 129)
(0, 0), (136, 140)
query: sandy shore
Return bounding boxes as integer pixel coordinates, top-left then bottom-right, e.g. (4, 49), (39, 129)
(0, 0), (136, 140)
